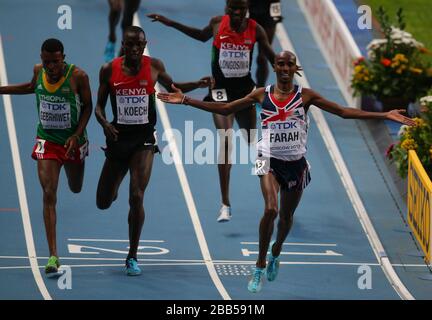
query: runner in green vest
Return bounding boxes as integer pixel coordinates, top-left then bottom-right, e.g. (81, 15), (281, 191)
(0, 38), (92, 276)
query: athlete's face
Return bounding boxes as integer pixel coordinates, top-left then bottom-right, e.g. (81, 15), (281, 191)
(226, 0), (248, 26)
(274, 52), (298, 83)
(41, 51), (65, 82)
(122, 31), (146, 61)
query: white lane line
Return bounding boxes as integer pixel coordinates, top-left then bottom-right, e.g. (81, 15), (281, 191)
(0, 35), (51, 300)
(68, 239), (165, 243)
(1, 262), (427, 270)
(241, 241), (337, 246)
(133, 15), (231, 300)
(275, 21), (414, 300)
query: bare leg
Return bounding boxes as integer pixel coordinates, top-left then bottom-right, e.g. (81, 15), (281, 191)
(37, 160), (62, 257)
(213, 113), (235, 207)
(271, 188), (303, 257)
(108, 0), (123, 43)
(96, 158), (128, 210)
(64, 161), (85, 193)
(256, 172), (280, 268)
(127, 149), (154, 259)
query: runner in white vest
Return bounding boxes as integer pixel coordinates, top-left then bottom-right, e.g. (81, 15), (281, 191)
(157, 51), (415, 293)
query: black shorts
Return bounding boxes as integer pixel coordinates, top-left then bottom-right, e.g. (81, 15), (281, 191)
(257, 157), (311, 191)
(104, 134), (159, 162)
(250, 13), (277, 29)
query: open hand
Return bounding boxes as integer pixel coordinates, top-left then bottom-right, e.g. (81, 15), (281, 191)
(198, 76), (214, 88)
(103, 123), (119, 141)
(386, 109), (416, 126)
(147, 13), (173, 26)
(157, 84), (185, 104)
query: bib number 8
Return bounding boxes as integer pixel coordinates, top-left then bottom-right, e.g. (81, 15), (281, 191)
(270, 3), (282, 18)
(211, 89), (228, 102)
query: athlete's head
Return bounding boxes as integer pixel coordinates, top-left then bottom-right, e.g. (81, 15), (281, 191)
(40, 38), (65, 82)
(274, 51), (301, 83)
(226, 0), (249, 27)
(122, 26), (146, 62)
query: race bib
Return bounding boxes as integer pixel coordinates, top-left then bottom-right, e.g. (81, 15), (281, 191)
(270, 3), (282, 18)
(211, 88), (228, 102)
(219, 48), (250, 78)
(39, 100), (71, 129)
(116, 94), (149, 125)
(268, 121), (302, 153)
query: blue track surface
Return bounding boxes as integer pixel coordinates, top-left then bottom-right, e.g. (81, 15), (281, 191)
(0, 0), (430, 300)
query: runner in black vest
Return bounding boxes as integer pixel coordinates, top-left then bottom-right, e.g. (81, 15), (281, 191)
(148, 0), (276, 223)
(157, 51), (415, 293)
(249, 0), (282, 87)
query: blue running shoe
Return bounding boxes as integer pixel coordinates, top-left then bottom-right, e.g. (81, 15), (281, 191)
(104, 41), (115, 62)
(266, 241), (280, 281)
(248, 267), (265, 293)
(125, 257), (141, 276)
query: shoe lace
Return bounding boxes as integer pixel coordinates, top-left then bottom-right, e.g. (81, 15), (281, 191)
(253, 269), (263, 283)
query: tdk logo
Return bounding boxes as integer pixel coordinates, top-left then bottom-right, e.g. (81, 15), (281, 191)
(270, 122), (297, 130)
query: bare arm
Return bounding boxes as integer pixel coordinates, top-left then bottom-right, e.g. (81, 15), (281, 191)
(73, 69), (92, 137)
(304, 88), (415, 125)
(158, 86), (265, 116)
(0, 64), (40, 95)
(153, 58), (212, 93)
(95, 63), (119, 141)
(255, 24), (275, 64)
(64, 69), (93, 157)
(147, 14), (218, 42)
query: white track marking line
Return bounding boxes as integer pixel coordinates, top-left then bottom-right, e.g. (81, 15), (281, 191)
(276, 20), (414, 300)
(0, 35), (51, 300)
(133, 15), (230, 300)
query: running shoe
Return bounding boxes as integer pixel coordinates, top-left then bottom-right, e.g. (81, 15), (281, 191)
(266, 241), (280, 281)
(125, 257), (141, 276)
(45, 256), (60, 277)
(217, 204), (232, 222)
(248, 267), (265, 293)
(104, 41), (115, 62)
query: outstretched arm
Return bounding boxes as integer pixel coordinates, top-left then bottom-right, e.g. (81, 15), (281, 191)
(153, 58), (212, 93)
(0, 64), (40, 95)
(147, 14), (218, 42)
(158, 86), (265, 116)
(304, 88), (415, 125)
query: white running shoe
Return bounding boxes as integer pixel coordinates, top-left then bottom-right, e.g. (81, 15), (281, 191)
(217, 204), (232, 222)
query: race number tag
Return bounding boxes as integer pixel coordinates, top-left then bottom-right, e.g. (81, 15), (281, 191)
(116, 94), (149, 125)
(211, 89), (228, 102)
(39, 100), (72, 129)
(35, 139), (46, 154)
(270, 2), (282, 18)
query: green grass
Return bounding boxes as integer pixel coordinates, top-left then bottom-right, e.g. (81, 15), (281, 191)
(359, 0), (432, 63)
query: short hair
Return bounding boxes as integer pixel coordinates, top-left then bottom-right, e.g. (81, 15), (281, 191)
(41, 38), (64, 54)
(123, 26), (146, 39)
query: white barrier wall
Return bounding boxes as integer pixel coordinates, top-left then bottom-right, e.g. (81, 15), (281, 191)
(298, 0), (362, 107)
